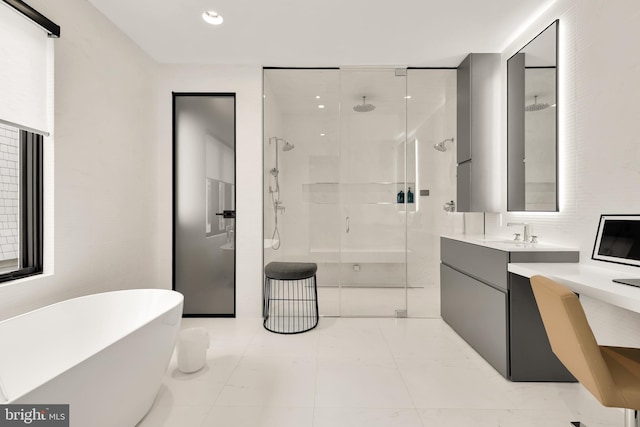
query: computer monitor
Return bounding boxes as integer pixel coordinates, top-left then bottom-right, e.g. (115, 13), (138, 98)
(593, 215), (640, 287)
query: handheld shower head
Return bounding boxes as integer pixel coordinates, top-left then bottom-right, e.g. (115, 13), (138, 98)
(433, 137), (455, 152)
(353, 96), (376, 113)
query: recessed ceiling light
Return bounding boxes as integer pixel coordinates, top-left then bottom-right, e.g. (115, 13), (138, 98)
(318, 105), (325, 109)
(315, 95), (321, 99)
(320, 133), (325, 136)
(202, 11), (224, 25)
(404, 95), (412, 99)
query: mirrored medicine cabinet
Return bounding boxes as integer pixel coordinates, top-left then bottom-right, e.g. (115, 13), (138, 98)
(507, 20), (558, 211)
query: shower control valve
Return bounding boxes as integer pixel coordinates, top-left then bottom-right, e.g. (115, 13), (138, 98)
(274, 200), (286, 213)
(513, 233), (521, 241)
(443, 200), (456, 212)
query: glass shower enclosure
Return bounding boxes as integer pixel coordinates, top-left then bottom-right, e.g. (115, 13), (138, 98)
(263, 68), (456, 318)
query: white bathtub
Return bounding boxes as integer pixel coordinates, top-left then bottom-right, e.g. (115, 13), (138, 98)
(0, 289), (183, 427)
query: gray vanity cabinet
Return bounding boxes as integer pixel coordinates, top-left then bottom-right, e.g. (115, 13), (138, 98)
(440, 237), (578, 381)
(441, 237), (509, 376)
(456, 53), (500, 213)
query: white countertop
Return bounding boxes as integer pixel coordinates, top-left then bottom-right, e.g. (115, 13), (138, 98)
(441, 234), (579, 252)
(509, 262), (640, 314)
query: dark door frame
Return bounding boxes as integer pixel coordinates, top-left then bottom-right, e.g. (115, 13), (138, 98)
(172, 92), (237, 317)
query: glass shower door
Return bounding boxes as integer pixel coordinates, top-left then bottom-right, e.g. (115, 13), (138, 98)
(338, 68), (408, 317)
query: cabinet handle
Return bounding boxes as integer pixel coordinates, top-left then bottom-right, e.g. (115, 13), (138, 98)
(346, 216), (350, 233)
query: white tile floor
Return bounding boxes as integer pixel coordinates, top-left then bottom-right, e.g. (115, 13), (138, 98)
(137, 317), (624, 427)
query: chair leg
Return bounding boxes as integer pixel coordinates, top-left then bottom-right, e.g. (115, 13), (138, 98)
(624, 409), (639, 427)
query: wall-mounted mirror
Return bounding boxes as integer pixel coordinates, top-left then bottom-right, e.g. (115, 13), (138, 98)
(507, 20), (558, 211)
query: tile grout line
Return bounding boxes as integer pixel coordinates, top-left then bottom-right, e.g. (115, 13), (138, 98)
(311, 324), (323, 427)
(377, 318), (427, 427)
(199, 321), (261, 425)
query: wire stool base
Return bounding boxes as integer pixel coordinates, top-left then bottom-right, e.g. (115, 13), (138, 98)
(263, 273), (319, 334)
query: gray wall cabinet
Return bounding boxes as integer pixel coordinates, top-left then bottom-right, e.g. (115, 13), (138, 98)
(456, 53), (500, 213)
(440, 237), (578, 381)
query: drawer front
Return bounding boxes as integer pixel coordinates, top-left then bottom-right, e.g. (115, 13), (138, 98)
(441, 264), (508, 377)
(441, 237), (508, 290)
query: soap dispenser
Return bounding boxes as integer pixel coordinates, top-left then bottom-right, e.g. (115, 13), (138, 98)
(407, 187), (414, 203)
(397, 189), (404, 203)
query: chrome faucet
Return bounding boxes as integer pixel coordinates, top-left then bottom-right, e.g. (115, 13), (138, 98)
(507, 222), (531, 243)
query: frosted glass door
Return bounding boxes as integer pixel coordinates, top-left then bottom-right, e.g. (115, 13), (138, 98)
(174, 94), (236, 316)
(338, 69), (408, 317)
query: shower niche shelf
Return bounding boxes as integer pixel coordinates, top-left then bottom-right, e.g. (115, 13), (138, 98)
(302, 182), (416, 206)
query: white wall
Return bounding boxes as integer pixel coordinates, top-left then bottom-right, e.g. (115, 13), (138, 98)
(0, 1), (265, 320)
(492, 0), (640, 346)
(4, 0), (638, 323)
(155, 64), (263, 317)
(492, 0), (640, 271)
(0, 0), (159, 321)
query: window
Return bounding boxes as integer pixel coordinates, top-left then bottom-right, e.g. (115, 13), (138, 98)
(0, 0), (58, 282)
(0, 124), (43, 281)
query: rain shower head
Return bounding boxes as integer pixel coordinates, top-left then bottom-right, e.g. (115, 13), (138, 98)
(525, 95), (550, 112)
(433, 137), (455, 152)
(282, 141), (295, 151)
(270, 137), (295, 151)
(353, 96), (376, 113)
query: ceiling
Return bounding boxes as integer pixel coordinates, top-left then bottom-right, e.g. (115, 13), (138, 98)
(87, 0), (555, 67)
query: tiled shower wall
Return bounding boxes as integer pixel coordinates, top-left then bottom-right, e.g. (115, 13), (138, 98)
(0, 124), (19, 262)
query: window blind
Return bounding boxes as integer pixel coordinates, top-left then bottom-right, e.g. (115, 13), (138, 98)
(0, 2), (50, 135)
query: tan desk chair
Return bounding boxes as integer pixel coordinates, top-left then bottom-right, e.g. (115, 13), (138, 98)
(530, 275), (640, 427)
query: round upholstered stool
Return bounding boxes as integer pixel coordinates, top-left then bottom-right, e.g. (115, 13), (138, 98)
(263, 262), (319, 334)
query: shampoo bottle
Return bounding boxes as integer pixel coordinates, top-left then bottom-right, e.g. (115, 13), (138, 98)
(397, 190), (404, 203)
(407, 187), (414, 203)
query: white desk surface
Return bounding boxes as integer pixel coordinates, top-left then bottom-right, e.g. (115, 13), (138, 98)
(508, 262), (640, 314)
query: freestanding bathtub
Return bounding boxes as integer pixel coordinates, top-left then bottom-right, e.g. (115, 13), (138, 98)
(0, 289), (183, 427)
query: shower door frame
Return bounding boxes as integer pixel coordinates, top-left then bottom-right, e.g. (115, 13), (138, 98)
(263, 67), (458, 319)
(262, 67), (424, 318)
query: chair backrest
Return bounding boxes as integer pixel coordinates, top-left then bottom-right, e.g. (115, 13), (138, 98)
(530, 275), (621, 406)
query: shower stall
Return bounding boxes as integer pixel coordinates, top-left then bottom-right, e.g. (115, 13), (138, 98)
(263, 68), (457, 318)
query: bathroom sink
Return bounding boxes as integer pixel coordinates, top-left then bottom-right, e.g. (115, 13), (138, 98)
(480, 239), (523, 244)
